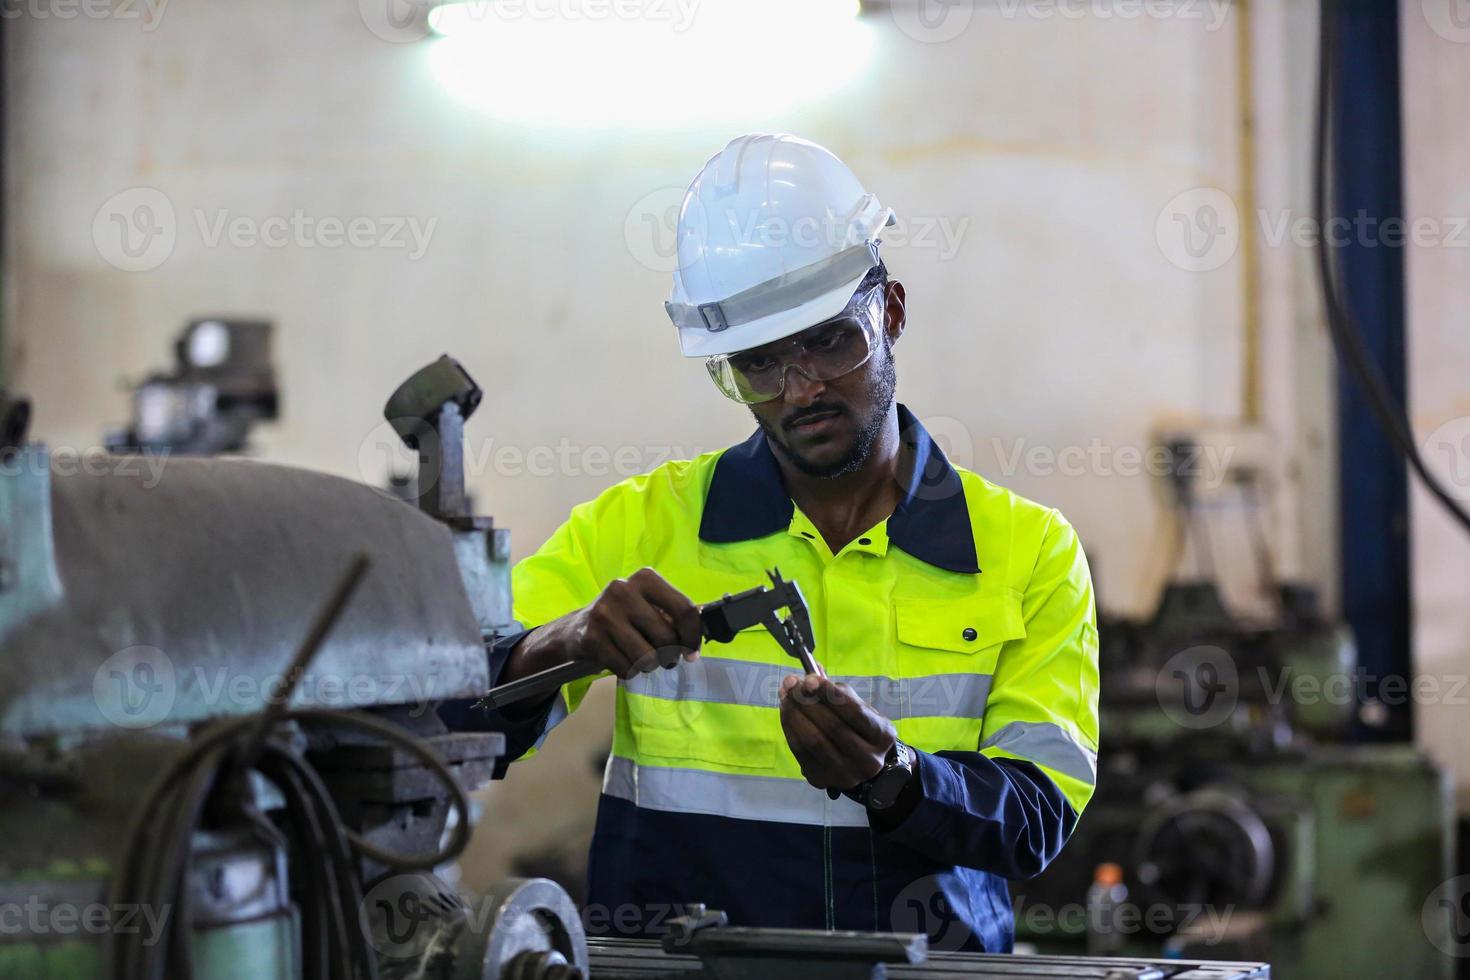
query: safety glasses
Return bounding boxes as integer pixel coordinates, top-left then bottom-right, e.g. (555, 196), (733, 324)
(705, 285), (885, 405)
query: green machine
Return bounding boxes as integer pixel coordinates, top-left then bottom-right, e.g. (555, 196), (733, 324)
(1011, 580), (1458, 979)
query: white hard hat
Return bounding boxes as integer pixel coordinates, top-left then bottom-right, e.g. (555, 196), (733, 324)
(665, 134), (896, 358)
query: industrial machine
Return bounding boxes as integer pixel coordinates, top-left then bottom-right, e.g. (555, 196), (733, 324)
(0, 358), (1271, 978)
(105, 317), (279, 455)
(1010, 446), (1457, 979)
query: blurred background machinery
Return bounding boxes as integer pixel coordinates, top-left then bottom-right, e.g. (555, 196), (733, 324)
(104, 317), (279, 456)
(1009, 446), (1457, 979)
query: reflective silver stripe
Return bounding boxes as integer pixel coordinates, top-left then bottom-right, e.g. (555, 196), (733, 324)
(665, 242), (880, 333)
(980, 721), (1098, 786)
(842, 672), (993, 721)
(623, 656), (789, 707)
(601, 754), (869, 827)
(622, 657), (992, 720)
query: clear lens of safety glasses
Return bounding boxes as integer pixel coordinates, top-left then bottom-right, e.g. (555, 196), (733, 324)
(705, 286), (885, 405)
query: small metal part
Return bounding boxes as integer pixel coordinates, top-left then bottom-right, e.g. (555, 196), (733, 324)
(783, 617), (822, 677)
(661, 904), (727, 950)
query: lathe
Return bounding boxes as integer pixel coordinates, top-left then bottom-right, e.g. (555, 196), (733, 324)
(0, 356), (1270, 979)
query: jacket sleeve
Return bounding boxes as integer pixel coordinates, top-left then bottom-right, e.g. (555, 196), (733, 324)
(437, 482), (632, 771)
(875, 510), (1100, 878)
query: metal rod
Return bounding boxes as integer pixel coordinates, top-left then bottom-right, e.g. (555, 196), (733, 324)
(236, 552), (373, 767)
(479, 657), (593, 710)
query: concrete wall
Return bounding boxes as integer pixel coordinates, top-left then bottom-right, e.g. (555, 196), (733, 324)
(1402, 2), (1470, 812)
(6, 0), (1461, 878)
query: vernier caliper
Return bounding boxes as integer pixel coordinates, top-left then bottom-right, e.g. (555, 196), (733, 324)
(480, 567), (821, 710)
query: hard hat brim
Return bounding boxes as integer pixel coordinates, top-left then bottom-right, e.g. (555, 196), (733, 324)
(676, 267), (873, 359)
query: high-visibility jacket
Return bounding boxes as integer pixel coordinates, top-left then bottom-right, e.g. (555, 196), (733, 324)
(447, 404), (1099, 953)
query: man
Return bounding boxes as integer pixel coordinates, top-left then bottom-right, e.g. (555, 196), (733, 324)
(465, 134), (1098, 953)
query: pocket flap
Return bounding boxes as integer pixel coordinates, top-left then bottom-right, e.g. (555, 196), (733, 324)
(627, 696), (778, 771)
(895, 594), (1026, 654)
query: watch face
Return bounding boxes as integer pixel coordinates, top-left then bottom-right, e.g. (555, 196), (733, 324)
(868, 766), (910, 810)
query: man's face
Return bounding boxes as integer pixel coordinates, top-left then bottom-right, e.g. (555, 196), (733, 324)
(747, 280), (904, 479)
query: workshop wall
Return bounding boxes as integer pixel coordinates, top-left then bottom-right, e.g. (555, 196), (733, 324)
(1402, 4), (1470, 813)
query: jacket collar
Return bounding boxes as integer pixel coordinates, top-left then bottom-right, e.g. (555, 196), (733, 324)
(699, 403), (980, 574)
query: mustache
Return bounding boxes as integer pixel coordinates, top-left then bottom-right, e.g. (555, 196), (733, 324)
(783, 404), (845, 430)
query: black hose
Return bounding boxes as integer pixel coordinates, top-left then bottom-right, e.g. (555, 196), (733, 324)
(1313, 0), (1470, 537)
(107, 707), (475, 980)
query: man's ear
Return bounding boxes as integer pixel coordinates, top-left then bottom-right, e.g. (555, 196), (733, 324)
(884, 280), (907, 345)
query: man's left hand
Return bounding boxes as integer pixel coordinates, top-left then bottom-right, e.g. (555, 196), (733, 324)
(778, 674), (896, 793)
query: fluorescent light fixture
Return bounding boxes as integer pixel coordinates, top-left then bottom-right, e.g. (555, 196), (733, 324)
(425, 0), (872, 127)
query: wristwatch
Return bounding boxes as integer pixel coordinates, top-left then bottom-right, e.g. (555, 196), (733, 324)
(845, 740), (917, 810)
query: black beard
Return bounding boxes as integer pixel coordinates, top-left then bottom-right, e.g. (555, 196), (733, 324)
(754, 339), (898, 479)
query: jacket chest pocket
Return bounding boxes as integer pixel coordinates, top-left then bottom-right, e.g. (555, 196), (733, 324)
(891, 593), (1025, 735)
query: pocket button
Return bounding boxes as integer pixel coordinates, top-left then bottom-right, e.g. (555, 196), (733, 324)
(961, 627), (978, 641)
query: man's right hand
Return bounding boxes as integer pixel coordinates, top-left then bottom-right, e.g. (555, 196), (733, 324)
(498, 568), (703, 684)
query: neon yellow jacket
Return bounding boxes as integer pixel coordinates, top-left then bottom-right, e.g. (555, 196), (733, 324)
(463, 404), (1099, 952)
